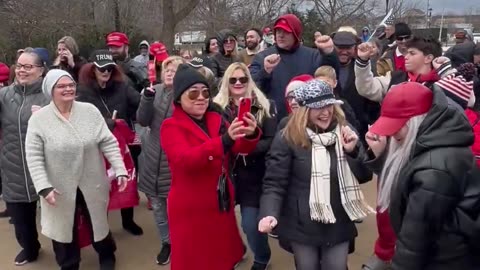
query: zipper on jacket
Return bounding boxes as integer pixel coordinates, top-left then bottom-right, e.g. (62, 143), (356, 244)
(18, 86), (31, 202)
(155, 92), (172, 195)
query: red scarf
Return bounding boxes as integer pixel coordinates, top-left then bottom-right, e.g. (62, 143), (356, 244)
(407, 69), (440, 84)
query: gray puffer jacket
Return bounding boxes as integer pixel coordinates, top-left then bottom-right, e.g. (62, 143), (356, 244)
(1, 79), (50, 202)
(136, 84), (174, 197)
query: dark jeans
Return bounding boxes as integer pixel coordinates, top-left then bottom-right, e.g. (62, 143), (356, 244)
(6, 201), (41, 258)
(291, 241), (349, 270)
(52, 189), (116, 269)
(240, 206), (271, 264)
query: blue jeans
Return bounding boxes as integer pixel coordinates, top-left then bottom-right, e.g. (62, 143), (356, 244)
(240, 206), (271, 264)
(147, 195), (170, 244)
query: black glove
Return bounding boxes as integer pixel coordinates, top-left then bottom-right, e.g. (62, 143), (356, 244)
(144, 87), (156, 98)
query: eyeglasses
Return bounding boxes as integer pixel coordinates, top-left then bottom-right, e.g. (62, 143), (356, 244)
(286, 94), (296, 102)
(228, 77), (249, 84)
(396, 35), (411, 41)
(55, 83), (76, 90)
(97, 65), (115, 73)
(186, 88), (210, 100)
(15, 63), (42, 71)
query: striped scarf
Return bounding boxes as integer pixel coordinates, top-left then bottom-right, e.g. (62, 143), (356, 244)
(307, 127), (374, 224)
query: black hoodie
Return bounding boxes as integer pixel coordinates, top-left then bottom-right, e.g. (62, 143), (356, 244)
(388, 88), (478, 270)
(211, 29), (240, 78)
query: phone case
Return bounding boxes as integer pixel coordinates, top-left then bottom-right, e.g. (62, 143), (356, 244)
(238, 97), (252, 127)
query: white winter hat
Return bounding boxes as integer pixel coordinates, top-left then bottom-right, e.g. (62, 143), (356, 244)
(42, 69), (74, 99)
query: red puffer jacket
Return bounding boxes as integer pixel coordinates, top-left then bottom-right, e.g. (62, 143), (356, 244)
(465, 108), (480, 167)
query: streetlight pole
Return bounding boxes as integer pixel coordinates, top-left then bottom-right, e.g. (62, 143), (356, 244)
(386, 0), (389, 15)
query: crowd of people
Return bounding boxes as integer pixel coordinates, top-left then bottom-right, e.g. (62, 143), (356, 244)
(0, 12), (480, 270)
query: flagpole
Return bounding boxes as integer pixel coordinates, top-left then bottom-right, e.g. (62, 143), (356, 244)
(439, 9), (445, 42)
(367, 8), (394, 42)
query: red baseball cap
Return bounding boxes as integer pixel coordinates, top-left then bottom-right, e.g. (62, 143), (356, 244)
(149, 42), (169, 62)
(369, 82), (433, 136)
(0, 62), (9, 83)
(106, 32), (129, 47)
(274, 19), (293, 33)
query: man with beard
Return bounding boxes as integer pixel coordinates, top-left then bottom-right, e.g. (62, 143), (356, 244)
(239, 28), (263, 66)
(376, 23), (412, 76)
(333, 31), (380, 144)
(106, 32), (147, 92)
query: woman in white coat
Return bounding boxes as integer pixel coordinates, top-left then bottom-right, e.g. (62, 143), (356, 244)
(25, 69), (128, 270)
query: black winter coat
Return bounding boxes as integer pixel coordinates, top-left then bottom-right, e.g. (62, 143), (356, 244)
(223, 99), (277, 207)
(337, 61), (380, 142)
(259, 122), (372, 247)
(76, 80), (140, 131)
(211, 30), (240, 79)
(367, 89), (480, 270)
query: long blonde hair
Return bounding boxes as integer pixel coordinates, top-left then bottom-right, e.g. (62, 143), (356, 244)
(58, 36), (79, 56)
(282, 105), (346, 148)
(214, 62), (271, 123)
(378, 114), (427, 212)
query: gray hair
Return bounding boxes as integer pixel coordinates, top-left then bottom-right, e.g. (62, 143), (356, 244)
(377, 114), (427, 212)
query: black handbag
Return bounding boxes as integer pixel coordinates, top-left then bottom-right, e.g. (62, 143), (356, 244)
(217, 156), (231, 212)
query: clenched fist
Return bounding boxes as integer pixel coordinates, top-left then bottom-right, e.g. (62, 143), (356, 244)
(264, 54), (281, 74)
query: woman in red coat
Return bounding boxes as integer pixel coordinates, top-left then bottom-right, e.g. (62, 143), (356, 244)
(160, 64), (261, 270)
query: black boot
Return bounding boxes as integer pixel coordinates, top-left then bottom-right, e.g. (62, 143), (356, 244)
(121, 208), (143, 236)
(61, 263), (80, 270)
(99, 254), (116, 270)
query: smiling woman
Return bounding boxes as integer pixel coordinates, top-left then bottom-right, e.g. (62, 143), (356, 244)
(160, 64), (261, 270)
(26, 69), (127, 270)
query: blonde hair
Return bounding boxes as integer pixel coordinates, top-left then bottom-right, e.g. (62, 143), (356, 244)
(282, 105), (346, 148)
(314, 66), (336, 80)
(161, 56), (184, 81)
(378, 114), (427, 212)
(180, 49), (198, 59)
(214, 62), (271, 123)
(58, 36), (79, 56)
(337, 26), (358, 36)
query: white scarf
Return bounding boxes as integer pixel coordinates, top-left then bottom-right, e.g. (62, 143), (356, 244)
(307, 126), (374, 224)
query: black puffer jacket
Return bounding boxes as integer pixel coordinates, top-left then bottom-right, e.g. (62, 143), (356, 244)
(136, 84), (174, 197)
(368, 89), (479, 270)
(117, 58), (148, 92)
(211, 29), (240, 78)
(76, 80), (140, 131)
(0, 80), (50, 202)
(222, 99), (277, 207)
(259, 121), (372, 247)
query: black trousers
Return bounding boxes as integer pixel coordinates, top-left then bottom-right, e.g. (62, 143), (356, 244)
(6, 201), (41, 257)
(52, 189), (116, 269)
(120, 145), (142, 224)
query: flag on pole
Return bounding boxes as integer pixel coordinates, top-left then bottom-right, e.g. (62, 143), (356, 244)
(368, 9), (394, 42)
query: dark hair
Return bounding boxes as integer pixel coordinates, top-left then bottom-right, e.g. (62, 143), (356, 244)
(394, 22), (412, 37)
(78, 63), (125, 86)
(406, 36), (442, 58)
(244, 28), (263, 42)
(20, 48), (48, 76)
(204, 37), (217, 55)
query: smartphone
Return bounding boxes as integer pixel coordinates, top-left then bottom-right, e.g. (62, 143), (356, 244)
(238, 97), (252, 127)
(148, 60), (156, 84)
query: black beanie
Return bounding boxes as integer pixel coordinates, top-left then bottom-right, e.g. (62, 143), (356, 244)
(394, 22), (412, 37)
(173, 64), (209, 103)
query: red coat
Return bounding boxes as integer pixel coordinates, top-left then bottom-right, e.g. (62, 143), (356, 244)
(160, 106), (260, 270)
(466, 108), (480, 167)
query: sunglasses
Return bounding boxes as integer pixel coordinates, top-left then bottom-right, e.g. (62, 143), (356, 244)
(396, 35), (411, 41)
(186, 89), (210, 100)
(223, 38), (236, 44)
(229, 77), (249, 84)
(97, 65), (115, 73)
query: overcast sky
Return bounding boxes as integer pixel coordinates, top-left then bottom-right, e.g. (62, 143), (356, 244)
(300, 0), (479, 15)
(426, 0), (479, 15)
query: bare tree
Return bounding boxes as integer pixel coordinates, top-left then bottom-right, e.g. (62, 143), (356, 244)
(311, 0), (372, 32)
(161, 0), (201, 49)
